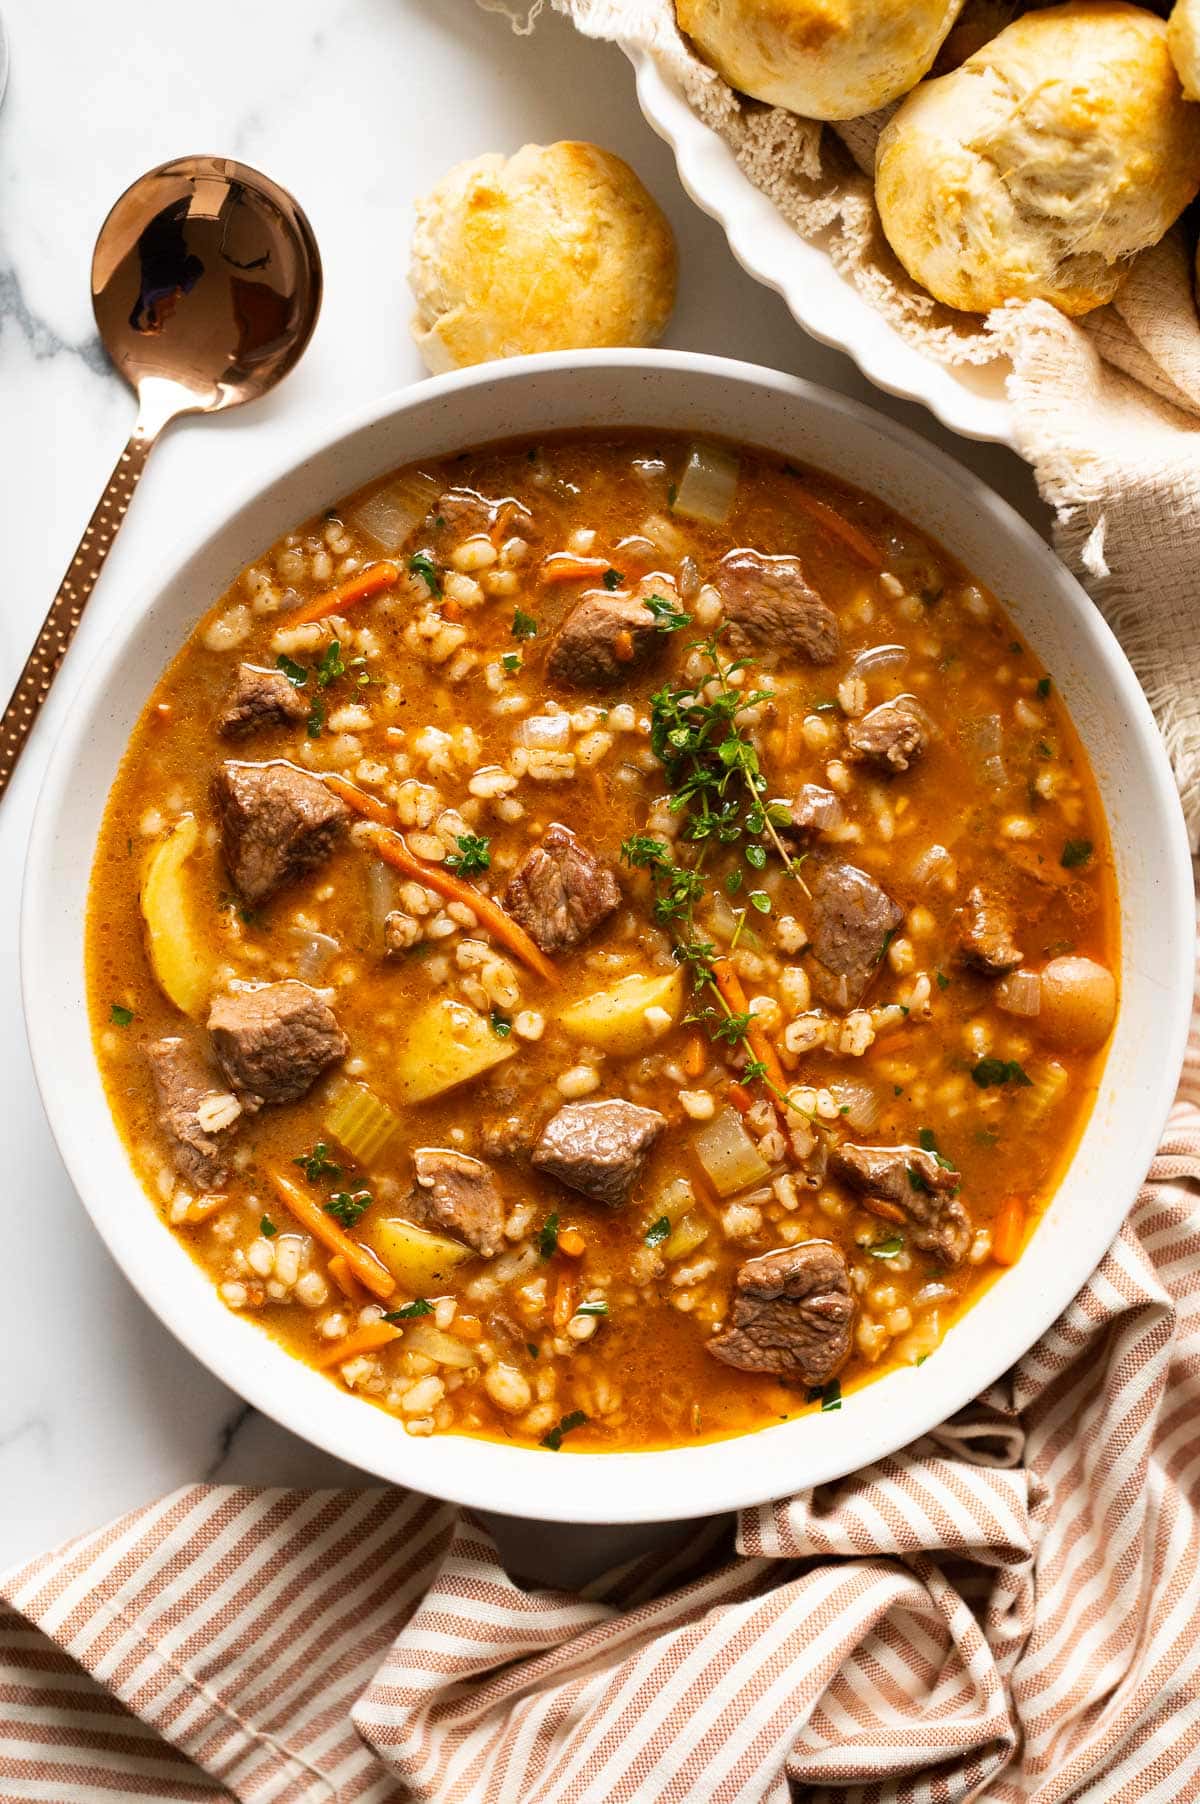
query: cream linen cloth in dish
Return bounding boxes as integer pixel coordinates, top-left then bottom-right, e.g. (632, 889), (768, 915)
(2, 935), (1200, 1801)
(483, 0), (1200, 847)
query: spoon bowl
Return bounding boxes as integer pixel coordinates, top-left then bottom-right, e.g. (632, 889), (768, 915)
(91, 155), (322, 418)
(0, 155), (322, 799)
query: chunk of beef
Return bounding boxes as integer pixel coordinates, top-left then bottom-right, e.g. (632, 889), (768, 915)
(782, 782), (843, 840)
(830, 1141), (970, 1266)
(807, 861), (903, 1010)
(845, 699), (926, 773)
(503, 823), (621, 955)
(213, 760), (348, 906)
(207, 981), (348, 1107)
(217, 664), (309, 739)
(147, 1037), (239, 1189)
(547, 577), (672, 688)
(718, 550), (839, 664)
(532, 1099), (665, 1208)
(409, 1148), (504, 1257)
(956, 884), (1023, 975)
(708, 1242), (854, 1385)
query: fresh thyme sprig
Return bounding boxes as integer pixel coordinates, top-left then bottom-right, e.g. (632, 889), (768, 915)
(621, 629), (810, 1113)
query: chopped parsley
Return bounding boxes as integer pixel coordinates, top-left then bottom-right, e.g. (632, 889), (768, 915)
(644, 1215), (671, 1247)
(1009, 641), (1023, 655)
(644, 592), (693, 633)
(808, 1380), (842, 1412)
(936, 969), (950, 990)
(602, 568), (624, 590)
(1036, 676), (1052, 698)
(971, 1057), (1032, 1089)
(511, 607), (538, 640)
(276, 653), (308, 687)
(305, 698), (325, 739)
(541, 1409), (588, 1450)
(876, 925), (899, 967)
(324, 1190), (372, 1228)
(868, 1235), (904, 1260)
(1061, 839), (1093, 870)
(1037, 740), (1053, 758)
(294, 1143), (343, 1183)
(501, 652), (522, 675)
(490, 1009), (512, 1038)
(527, 1342), (540, 1359)
(110, 1004), (134, 1027)
(384, 1299), (434, 1321)
(538, 1212), (560, 1260)
(446, 832), (491, 876)
(315, 639), (344, 687)
(259, 1215), (278, 1239)
(918, 1127), (955, 1169)
(408, 551), (441, 596)
(575, 1300), (609, 1317)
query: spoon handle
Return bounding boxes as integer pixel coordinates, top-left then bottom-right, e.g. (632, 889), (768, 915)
(0, 419), (159, 800)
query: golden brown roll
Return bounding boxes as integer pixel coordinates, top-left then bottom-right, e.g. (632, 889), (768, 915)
(409, 142), (677, 373)
(875, 1), (1200, 317)
(1168, 0), (1200, 98)
(674, 0), (965, 120)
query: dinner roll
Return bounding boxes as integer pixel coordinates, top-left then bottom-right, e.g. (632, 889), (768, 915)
(409, 142), (676, 373)
(875, 2), (1200, 317)
(674, 0), (965, 120)
(1169, 0), (1200, 98)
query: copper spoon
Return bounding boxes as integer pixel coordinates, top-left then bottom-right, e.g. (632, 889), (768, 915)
(0, 154), (322, 798)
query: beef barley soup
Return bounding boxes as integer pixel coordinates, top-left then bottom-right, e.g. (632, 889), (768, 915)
(86, 432), (1118, 1451)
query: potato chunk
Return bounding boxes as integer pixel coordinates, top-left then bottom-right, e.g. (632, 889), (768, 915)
(140, 815), (211, 1018)
(394, 997), (515, 1103)
(558, 968), (683, 1054)
(365, 1217), (477, 1292)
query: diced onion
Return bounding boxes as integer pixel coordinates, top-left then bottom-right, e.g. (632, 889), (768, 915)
(673, 444), (740, 525)
(325, 1082), (400, 1166)
(909, 843), (956, 887)
(693, 1108), (770, 1196)
(852, 643), (909, 676)
(656, 1177), (695, 1227)
(403, 1320), (478, 1369)
(345, 470), (441, 555)
(829, 1081), (881, 1133)
(517, 713), (571, 750)
(367, 860), (396, 951)
(1023, 1059), (1070, 1119)
(287, 925), (341, 981)
(962, 713), (1005, 785)
(996, 970), (1041, 1017)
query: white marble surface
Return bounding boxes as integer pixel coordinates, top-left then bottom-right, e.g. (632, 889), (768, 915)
(0, 0), (1048, 1580)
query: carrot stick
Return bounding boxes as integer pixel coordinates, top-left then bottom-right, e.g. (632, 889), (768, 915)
(288, 560), (400, 627)
(557, 1226), (586, 1258)
(789, 489), (883, 570)
(726, 1081), (753, 1115)
(683, 1033), (707, 1080)
(451, 1313), (484, 1343)
(323, 772), (395, 827)
(328, 1252), (369, 1304)
(992, 1198), (1027, 1266)
(265, 1167), (395, 1301)
(539, 553), (613, 584)
(552, 1272), (578, 1331)
(711, 956), (790, 1104)
(362, 822), (559, 987)
(314, 1320), (401, 1369)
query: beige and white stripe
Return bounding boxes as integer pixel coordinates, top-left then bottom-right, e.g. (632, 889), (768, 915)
(5, 968), (1200, 1801)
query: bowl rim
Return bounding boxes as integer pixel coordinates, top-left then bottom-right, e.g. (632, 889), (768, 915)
(22, 348), (1193, 1523)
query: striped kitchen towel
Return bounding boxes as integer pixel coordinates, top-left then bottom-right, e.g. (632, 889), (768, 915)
(3, 1030), (1200, 1799)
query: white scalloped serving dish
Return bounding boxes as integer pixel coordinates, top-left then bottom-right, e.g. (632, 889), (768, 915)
(628, 46), (1017, 448)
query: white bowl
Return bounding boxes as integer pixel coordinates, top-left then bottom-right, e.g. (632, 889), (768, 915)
(628, 47), (1016, 449)
(23, 351), (1191, 1524)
